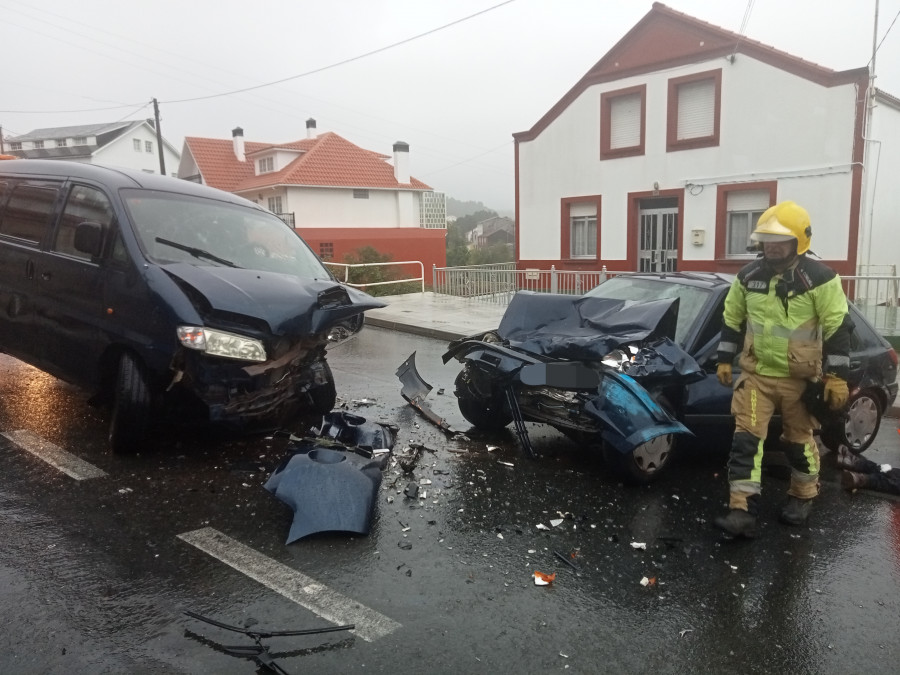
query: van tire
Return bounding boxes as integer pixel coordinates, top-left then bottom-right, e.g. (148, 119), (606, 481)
(308, 361), (337, 414)
(109, 352), (152, 454)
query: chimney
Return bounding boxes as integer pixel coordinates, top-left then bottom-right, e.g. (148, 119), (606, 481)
(393, 141), (410, 184)
(306, 118), (317, 139)
(232, 127), (245, 162)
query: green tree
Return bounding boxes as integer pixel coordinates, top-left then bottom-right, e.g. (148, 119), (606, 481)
(446, 222), (470, 266)
(470, 243), (513, 265)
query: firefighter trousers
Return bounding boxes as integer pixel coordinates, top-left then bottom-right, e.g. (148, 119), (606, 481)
(726, 372), (820, 508)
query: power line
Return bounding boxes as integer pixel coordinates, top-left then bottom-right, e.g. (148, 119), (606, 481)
(869, 6), (900, 66)
(161, 0), (517, 105)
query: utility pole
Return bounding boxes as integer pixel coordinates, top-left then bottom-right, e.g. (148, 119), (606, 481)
(153, 98), (166, 175)
(0, 125), (5, 154)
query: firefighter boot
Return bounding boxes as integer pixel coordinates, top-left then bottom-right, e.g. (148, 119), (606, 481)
(779, 497), (813, 526)
(714, 493), (759, 539)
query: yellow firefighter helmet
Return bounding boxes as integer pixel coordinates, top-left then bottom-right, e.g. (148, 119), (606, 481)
(750, 201), (811, 255)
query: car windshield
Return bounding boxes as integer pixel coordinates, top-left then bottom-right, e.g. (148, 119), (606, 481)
(122, 189), (332, 280)
(584, 277), (712, 346)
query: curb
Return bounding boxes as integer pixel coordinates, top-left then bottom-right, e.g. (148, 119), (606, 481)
(364, 316), (465, 343)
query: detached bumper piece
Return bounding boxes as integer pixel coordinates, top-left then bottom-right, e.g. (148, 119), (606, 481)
(396, 351), (457, 435)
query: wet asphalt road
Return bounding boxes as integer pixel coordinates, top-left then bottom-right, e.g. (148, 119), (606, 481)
(1, 325), (900, 674)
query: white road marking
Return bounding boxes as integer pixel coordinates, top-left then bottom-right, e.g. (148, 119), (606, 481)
(2, 429), (107, 480)
(177, 527), (401, 642)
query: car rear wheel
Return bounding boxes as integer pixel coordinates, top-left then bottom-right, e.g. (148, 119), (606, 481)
(109, 352), (152, 455)
(820, 389), (883, 453)
(455, 370), (513, 431)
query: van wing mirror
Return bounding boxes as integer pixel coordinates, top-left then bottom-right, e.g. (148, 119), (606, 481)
(74, 222), (104, 257)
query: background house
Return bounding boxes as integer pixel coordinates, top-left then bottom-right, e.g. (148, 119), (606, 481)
(467, 215), (515, 249)
(3, 121), (181, 176)
(513, 2), (900, 278)
(179, 119), (447, 273)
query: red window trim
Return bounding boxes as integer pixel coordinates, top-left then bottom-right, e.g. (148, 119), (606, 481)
(600, 84), (646, 160)
(560, 195), (602, 262)
(666, 69), (722, 153)
(714, 181), (777, 260)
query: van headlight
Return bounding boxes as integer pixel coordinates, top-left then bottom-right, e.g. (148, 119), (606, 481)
(177, 326), (267, 362)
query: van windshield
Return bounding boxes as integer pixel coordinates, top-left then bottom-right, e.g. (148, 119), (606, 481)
(122, 189), (332, 280)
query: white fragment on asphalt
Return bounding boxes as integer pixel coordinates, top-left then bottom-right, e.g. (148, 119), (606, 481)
(881, 464), (892, 473)
(536, 523), (550, 531)
(680, 629), (693, 637)
(630, 542), (647, 550)
(497, 533), (504, 540)
(559, 652), (569, 658)
(419, 478), (432, 485)
(118, 487), (133, 494)
(528, 549), (537, 554)
(730, 565), (738, 571)
(402, 526), (411, 532)
(498, 461), (515, 467)
(550, 519), (564, 527)
(640, 577), (650, 586)
(487, 445), (500, 452)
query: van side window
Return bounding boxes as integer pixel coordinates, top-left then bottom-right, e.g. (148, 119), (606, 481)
(54, 184), (115, 260)
(0, 181), (8, 207)
(0, 180), (61, 245)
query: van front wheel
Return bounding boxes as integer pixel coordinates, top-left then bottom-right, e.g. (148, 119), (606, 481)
(109, 352), (152, 454)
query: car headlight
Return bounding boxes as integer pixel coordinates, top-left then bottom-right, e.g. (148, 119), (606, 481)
(176, 326), (267, 362)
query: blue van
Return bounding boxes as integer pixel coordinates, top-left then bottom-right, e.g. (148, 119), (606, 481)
(0, 160), (383, 452)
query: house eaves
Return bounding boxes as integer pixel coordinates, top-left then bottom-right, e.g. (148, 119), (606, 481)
(514, 1), (870, 143)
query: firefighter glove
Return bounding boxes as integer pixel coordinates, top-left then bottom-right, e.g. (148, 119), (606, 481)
(824, 375), (849, 410)
(717, 363), (733, 387)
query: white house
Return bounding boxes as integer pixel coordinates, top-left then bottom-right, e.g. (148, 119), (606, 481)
(3, 121), (181, 176)
(513, 2), (900, 279)
(179, 119), (447, 271)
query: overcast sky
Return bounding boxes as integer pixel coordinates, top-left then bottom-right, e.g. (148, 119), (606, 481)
(2, 0), (899, 212)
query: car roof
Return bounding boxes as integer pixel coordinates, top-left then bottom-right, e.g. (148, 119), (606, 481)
(606, 271), (736, 289)
(0, 159), (262, 210)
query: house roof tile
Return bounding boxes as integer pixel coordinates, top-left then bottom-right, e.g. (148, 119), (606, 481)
(184, 132), (431, 193)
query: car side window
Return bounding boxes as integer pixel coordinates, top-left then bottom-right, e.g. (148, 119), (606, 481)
(53, 184), (115, 260)
(0, 180), (62, 245)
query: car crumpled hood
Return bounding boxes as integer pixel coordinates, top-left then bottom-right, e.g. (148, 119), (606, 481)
(497, 291), (680, 359)
(162, 263), (385, 336)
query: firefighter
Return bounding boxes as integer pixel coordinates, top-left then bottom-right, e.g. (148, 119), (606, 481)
(714, 201), (853, 538)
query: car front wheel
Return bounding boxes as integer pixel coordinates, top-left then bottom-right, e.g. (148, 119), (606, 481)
(454, 370), (513, 431)
(603, 432), (676, 485)
(820, 389), (883, 453)
(109, 352), (153, 454)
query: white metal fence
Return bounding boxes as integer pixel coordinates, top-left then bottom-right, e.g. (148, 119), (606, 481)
(431, 263), (900, 335)
(325, 260), (425, 293)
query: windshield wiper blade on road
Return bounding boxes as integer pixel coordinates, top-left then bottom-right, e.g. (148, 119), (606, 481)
(155, 237), (240, 267)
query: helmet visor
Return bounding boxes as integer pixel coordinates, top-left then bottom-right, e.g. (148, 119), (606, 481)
(750, 232), (797, 244)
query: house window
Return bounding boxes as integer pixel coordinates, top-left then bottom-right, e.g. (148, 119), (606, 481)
(319, 242), (334, 260)
(73, 137), (87, 145)
(353, 189), (369, 199)
(258, 156), (274, 173)
(667, 69), (721, 152)
(570, 216), (597, 258)
(56, 139), (67, 147)
(715, 182), (777, 260)
(33, 141), (44, 149)
(145, 140), (153, 153)
(9, 142), (22, 151)
(133, 139), (142, 152)
(600, 84), (646, 160)
(267, 196), (283, 213)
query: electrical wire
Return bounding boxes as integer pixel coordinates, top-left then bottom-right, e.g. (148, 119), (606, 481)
(161, 0), (517, 104)
(868, 6), (900, 65)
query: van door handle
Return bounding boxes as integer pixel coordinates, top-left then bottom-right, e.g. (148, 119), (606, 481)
(25, 260), (35, 280)
(41, 271), (52, 281)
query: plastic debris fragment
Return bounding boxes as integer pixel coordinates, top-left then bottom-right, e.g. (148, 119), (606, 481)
(533, 571), (556, 586)
(536, 523), (550, 531)
(550, 518), (564, 527)
(630, 542), (647, 550)
(639, 576), (656, 587)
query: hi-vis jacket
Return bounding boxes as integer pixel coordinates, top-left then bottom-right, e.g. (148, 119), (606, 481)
(717, 256), (853, 380)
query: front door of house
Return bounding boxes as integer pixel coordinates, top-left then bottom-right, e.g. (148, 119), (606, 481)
(638, 200), (678, 272)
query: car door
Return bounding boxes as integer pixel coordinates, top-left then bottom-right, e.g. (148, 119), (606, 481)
(0, 177), (65, 363)
(35, 182), (118, 386)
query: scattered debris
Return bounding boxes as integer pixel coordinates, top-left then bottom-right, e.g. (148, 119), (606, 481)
(533, 571), (557, 586)
(639, 576), (657, 587)
(404, 482), (419, 499)
(536, 523), (550, 531)
(553, 550), (582, 573)
(350, 398), (376, 407)
(549, 518), (564, 527)
(630, 542), (647, 550)
(396, 352), (457, 435)
(679, 629), (693, 638)
(498, 461), (515, 468)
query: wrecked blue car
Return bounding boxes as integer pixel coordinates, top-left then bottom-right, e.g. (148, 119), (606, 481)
(441, 290), (705, 484)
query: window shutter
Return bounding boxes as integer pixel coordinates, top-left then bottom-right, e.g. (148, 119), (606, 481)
(677, 80), (715, 140)
(609, 93), (641, 149)
(727, 190), (769, 211)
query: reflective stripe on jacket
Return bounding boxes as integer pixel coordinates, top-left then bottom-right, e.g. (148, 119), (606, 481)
(717, 256), (853, 380)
